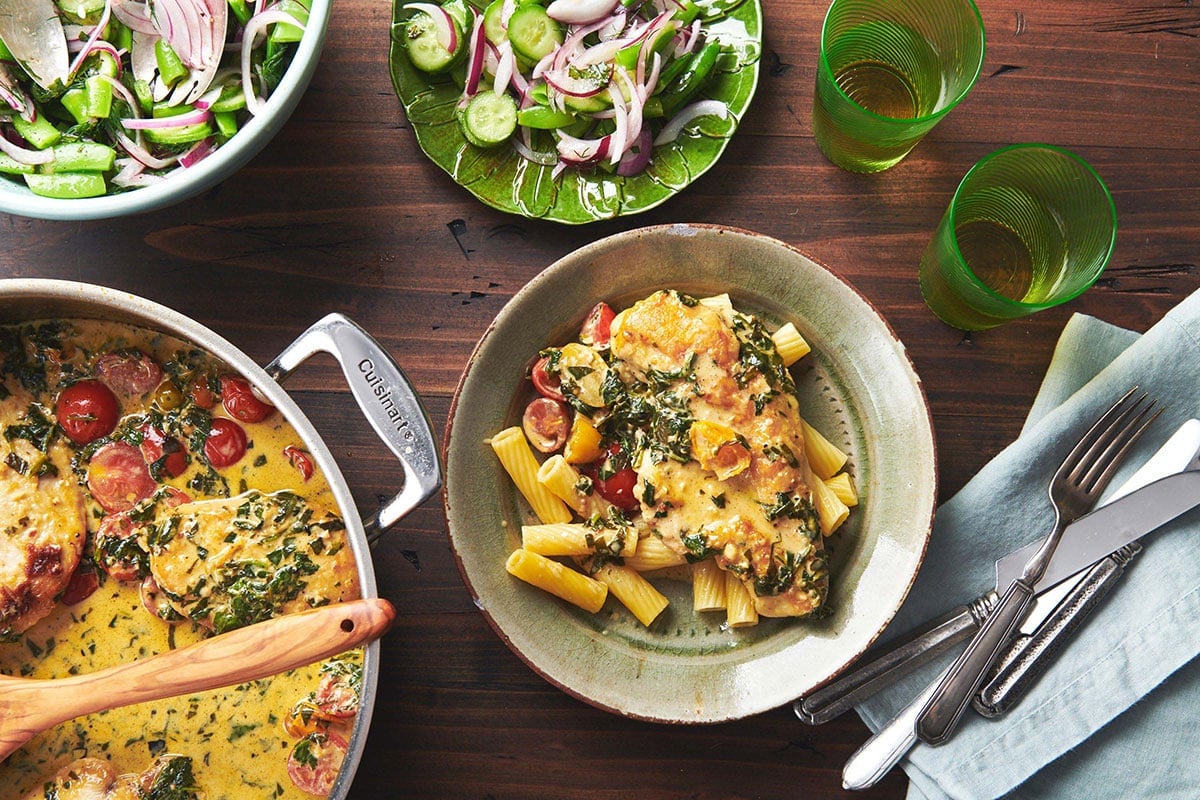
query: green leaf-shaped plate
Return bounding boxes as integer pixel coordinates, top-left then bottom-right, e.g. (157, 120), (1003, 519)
(388, 0), (763, 224)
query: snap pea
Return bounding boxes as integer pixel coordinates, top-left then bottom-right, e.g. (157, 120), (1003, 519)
(214, 111), (239, 138)
(12, 115), (61, 150)
(228, 0), (254, 26)
(154, 40), (189, 88)
(660, 40), (721, 117)
(42, 142), (116, 173)
(23, 172), (107, 199)
(517, 105), (577, 130)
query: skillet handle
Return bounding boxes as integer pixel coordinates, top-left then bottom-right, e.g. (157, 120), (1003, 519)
(265, 313), (442, 543)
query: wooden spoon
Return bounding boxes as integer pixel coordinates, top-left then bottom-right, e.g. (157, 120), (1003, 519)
(0, 597), (395, 762)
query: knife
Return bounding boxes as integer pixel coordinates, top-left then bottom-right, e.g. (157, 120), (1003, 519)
(797, 419), (1200, 726)
(0, 0), (70, 91)
(841, 425), (1200, 790)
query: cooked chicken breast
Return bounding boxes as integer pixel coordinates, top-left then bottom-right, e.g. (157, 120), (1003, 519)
(611, 291), (828, 617)
(143, 489), (359, 633)
(0, 402), (86, 640)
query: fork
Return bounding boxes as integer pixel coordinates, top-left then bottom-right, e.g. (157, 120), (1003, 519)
(841, 388), (1160, 790)
(914, 387), (1161, 746)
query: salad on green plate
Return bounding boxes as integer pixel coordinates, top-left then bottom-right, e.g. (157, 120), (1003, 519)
(388, 0), (762, 223)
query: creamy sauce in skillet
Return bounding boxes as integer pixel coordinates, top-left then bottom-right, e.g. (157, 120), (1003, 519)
(0, 319), (362, 799)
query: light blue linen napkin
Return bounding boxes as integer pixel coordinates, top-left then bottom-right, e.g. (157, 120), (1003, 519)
(856, 289), (1200, 800)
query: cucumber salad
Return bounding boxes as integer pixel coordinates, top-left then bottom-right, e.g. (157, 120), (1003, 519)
(399, 0), (735, 177)
(0, 0), (309, 199)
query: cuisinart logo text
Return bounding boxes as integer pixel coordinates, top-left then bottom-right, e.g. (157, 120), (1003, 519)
(358, 359), (416, 442)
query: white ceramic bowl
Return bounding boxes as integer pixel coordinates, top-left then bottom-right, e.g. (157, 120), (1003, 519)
(0, 1), (332, 221)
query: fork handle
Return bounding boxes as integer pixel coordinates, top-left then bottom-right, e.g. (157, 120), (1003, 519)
(795, 594), (995, 725)
(915, 580), (1035, 746)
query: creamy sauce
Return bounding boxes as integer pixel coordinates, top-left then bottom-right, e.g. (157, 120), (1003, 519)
(0, 319), (361, 800)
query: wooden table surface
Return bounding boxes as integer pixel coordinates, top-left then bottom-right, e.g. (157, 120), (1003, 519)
(3, 1), (1198, 797)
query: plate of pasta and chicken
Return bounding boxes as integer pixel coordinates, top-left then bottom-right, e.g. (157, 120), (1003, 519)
(443, 224), (936, 722)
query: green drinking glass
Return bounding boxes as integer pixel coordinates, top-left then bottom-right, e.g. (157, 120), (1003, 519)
(919, 144), (1118, 331)
(813, 0), (985, 173)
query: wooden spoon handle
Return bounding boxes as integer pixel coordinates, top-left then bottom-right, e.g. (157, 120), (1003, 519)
(2, 597), (394, 756)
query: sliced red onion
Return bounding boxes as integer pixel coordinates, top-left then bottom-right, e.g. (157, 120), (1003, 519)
(552, 17), (612, 74)
(67, 0), (113, 79)
(113, 0), (159, 34)
(493, 41), (514, 96)
(653, 99), (729, 146)
(0, 132), (55, 165)
(556, 131), (611, 165)
(613, 66), (643, 142)
(608, 84), (628, 165)
(643, 50), (663, 96)
(97, 73), (140, 110)
(616, 129), (652, 175)
(178, 136), (214, 167)
(122, 106), (210, 129)
(546, 0), (619, 25)
(530, 49), (556, 80)
(512, 134), (558, 166)
(463, 13), (486, 97)
(240, 9), (304, 114)
(112, 127), (179, 169)
(675, 18), (702, 58)
(543, 68), (607, 98)
(598, 10), (627, 40)
(573, 37), (624, 68)
(403, 3), (458, 52)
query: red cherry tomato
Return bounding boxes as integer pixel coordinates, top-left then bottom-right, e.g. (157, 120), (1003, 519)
(87, 442), (157, 513)
(61, 561), (100, 605)
(594, 467), (640, 511)
(220, 375), (275, 423)
(530, 355), (564, 402)
(522, 398), (571, 453)
(287, 731), (348, 797)
(139, 424), (188, 478)
(284, 445), (315, 482)
(94, 350), (163, 399)
(56, 379), (120, 445)
(312, 671), (360, 719)
(204, 418), (248, 468)
(189, 376), (216, 409)
(579, 302), (615, 348)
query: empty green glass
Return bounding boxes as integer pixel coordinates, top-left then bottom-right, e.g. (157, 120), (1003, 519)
(919, 144), (1118, 330)
(813, 0), (985, 173)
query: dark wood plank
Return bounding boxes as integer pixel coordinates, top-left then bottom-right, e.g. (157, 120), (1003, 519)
(1, 0), (1197, 796)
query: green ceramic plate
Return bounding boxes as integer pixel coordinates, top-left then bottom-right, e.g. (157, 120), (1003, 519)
(443, 224), (937, 722)
(388, 1), (762, 224)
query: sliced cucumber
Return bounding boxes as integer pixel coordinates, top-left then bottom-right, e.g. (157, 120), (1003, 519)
(442, 0), (472, 33)
(404, 9), (466, 74)
(458, 91), (518, 148)
(563, 89), (610, 114)
(506, 4), (562, 62)
(483, 0), (508, 45)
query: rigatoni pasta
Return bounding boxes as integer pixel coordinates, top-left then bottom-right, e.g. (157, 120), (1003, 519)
(493, 291), (857, 630)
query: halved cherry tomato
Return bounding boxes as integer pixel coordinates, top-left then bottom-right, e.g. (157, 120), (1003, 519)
(87, 442), (157, 513)
(220, 375), (275, 423)
(61, 560), (100, 605)
(579, 301), (615, 348)
(312, 671), (360, 719)
(594, 467), (639, 511)
(204, 418), (248, 468)
(95, 349), (163, 399)
(189, 376), (216, 409)
(56, 379), (120, 445)
(287, 731), (348, 797)
(590, 442), (640, 511)
(284, 445), (315, 481)
(139, 424), (188, 478)
(530, 355), (564, 401)
(522, 398), (571, 453)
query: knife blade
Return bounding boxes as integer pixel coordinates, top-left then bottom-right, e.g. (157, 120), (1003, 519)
(796, 419), (1200, 726)
(995, 456), (1200, 594)
(0, 0), (70, 91)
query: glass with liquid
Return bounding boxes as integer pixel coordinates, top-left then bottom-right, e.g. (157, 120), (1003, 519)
(812, 0), (985, 173)
(919, 144), (1117, 330)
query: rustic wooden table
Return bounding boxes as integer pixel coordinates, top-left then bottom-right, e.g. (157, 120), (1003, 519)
(1, 1), (1197, 797)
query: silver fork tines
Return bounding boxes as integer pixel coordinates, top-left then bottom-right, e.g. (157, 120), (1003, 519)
(913, 388), (1161, 747)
